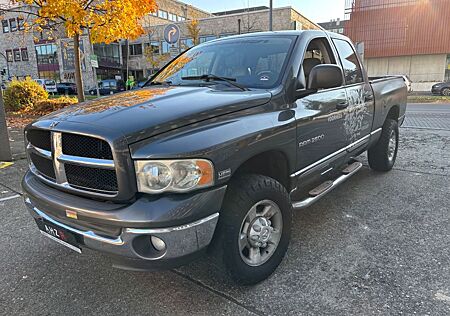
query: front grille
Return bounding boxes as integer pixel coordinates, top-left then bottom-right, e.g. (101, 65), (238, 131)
(26, 129), (119, 197)
(65, 164), (118, 192)
(29, 152), (56, 180)
(27, 130), (51, 151)
(62, 134), (113, 159)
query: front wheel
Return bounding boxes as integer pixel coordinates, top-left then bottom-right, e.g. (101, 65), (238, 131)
(368, 119), (399, 171)
(217, 174), (292, 285)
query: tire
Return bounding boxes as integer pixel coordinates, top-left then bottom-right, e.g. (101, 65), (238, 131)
(442, 88), (450, 96)
(368, 119), (399, 171)
(216, 174), (292, 285)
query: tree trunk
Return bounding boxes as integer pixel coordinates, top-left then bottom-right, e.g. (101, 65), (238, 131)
(73, 33), (85, 102)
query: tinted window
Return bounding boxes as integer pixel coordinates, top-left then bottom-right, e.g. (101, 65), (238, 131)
(153, 36), (295, 89)
(332, 39), (364, 85)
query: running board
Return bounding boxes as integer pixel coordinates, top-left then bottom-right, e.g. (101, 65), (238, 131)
(292, 162), (363, 210)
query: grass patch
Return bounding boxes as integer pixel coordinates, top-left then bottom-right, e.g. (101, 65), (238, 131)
(407, 95), (450, 103)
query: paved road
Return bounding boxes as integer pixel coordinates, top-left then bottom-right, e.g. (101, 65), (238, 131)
(404, 103), (450, 130)
(1, 106), (449, 315)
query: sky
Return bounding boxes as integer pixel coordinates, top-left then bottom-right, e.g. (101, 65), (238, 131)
(183, 0), (346, 23)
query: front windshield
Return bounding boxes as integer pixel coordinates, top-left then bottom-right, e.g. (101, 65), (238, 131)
(152, 36), (295, 89)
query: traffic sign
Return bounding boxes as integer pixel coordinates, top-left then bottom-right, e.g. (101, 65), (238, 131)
(164, 24), (180, 44)
(90, 55), (98, 68)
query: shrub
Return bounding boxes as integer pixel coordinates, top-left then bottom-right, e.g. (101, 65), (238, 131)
(31, 96), (78, 115)
(3, 78), (48, 112)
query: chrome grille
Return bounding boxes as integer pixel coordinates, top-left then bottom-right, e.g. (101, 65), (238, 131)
(26, 129), (118, 196)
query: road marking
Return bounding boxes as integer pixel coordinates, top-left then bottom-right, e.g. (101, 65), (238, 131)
(435, 291), (450, 303)
(0, 162), (14, 169)
(0, 194), (21, 202)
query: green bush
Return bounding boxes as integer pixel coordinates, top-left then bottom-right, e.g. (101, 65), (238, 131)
(3, 78), (48, 112)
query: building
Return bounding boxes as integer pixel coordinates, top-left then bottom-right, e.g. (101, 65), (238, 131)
(344, 0), (450, 91)
(318, 18), (348, 34)
(0, 2), (319, 89)
(123, 6), (319, 80)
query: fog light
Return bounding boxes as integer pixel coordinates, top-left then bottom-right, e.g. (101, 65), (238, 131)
(150, 236), (166, 252)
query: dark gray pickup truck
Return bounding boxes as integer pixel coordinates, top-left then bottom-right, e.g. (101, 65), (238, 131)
(22, 31), (406, 285)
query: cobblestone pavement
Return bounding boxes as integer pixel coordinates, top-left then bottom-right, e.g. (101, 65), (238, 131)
(403, 103), (450, 130)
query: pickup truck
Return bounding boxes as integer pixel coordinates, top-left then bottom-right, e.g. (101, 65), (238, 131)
(22, 31), (407, 285)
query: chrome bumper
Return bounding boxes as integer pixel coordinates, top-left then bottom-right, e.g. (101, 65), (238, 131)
(25, 197), (219, 262)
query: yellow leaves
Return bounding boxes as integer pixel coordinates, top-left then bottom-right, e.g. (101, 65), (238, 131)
(13, 0), (157, 43)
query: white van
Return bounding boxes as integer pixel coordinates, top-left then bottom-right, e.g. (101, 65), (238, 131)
(34, 79), (57, 93)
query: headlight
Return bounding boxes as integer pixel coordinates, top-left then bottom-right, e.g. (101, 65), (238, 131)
(135, 159), (214, 193)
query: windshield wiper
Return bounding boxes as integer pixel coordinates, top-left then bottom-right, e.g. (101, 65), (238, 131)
(181, 74), (249, 91)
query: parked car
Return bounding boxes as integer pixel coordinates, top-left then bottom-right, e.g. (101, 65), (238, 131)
(431, 81), (450, 96)
(34, 79), (57, 93)
(22, 31), (407, 285)
(88, 79), (125, 95)
(56, 82), (77, 95)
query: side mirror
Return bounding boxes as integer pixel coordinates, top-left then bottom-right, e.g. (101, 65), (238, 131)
(308, 64), (343, 90)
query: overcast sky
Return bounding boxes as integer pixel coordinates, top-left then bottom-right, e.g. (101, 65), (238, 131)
(183, 0), (346, 23)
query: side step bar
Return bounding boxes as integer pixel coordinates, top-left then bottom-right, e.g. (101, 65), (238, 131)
(292, 161), (363, 210)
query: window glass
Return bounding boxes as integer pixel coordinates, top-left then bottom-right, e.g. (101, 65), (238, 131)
(9, 18), (17, 32)
(332, 39), (364, 85)
(161, 41), (170, 54)
(6, 50), (13, 62)
(153, 36), (295, 89)
(45, 80), (55, 85)
(21, 48), (28, 61)
(17, 18), (25, 30)
(129, 43), (142, 55)
(13, 49), (21, 61)
(199, 35), (217, 43)
(2, 20), (9, 33)
(301, 38), (338, 85)
(180, 38), (194, 49)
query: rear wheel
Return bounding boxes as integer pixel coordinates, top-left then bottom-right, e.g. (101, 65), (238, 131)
(442, 88), (450, 96)
(217, 174), (292, 285)
(368, 119), (399, 171)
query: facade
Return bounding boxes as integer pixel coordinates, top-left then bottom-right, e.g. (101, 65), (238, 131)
(0, 2), (319, 89)
(318, 18), (348, 34)
(123, 6), (319, 80)
(345, 0), (450, 91)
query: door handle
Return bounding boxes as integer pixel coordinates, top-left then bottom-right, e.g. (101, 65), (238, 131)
(336, 101), (349, 110)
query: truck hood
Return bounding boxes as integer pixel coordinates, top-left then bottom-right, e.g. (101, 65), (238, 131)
(42, 86), (272, 143)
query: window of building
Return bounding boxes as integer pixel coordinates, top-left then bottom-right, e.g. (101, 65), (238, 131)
(6, 50), (13, 62)
(199, 35), (217, 43)
(2, 20), (9, 33)
(13, 49), (21, 61)
(158, 10), (168, 19)
(129, 43), (142, 56)
(145, 41), (160, 54)
(21, 48), (28, 61)
(178, 16), (186, 21)
(332, 39), (364, 85)
(180, 38), (194, 49)
(35, 44), (58, 64)
(17, 18), (25, 31)
(161, 41), (170, 54)
(9, 18), (17, 32)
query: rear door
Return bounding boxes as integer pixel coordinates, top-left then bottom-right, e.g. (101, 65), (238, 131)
(331, 37), (375, 152)
(293, 37), (350, 178)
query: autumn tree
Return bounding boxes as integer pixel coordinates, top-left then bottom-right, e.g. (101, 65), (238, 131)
(0, 0), (157, 101)
(187, 18), (200, 45)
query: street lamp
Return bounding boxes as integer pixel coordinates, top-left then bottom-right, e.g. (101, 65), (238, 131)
(269, 0), (273, 31)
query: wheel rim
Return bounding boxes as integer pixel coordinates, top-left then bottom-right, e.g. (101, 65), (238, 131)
(443, 89), (450, 96)
(238, 199), (283, 267)
(388, 129), (397, 162)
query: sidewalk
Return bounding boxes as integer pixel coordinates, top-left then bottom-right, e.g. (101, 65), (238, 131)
(7, 127), (26, 161)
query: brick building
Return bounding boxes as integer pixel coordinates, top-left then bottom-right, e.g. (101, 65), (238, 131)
(345, 0), (450, 91)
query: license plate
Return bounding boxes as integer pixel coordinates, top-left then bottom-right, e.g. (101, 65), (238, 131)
(35, 218), (82, 253)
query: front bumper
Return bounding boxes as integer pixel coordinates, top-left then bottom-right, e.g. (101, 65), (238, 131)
(22, 171), (226, 270)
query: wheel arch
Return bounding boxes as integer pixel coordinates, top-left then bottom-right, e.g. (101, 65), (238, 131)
(230, 150), (292, 191)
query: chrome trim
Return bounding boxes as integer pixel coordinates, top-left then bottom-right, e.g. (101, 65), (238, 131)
(52, 132), (68, 184)
(291, 129), (382, 178)
(125, 213), (219, 234)
(58, 154), (115, 169)
(292, 162), (363, 209)
(26, 198), (124, 245)
(27, 144), (52, 159)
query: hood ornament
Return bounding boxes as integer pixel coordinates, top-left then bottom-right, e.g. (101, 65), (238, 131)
(49, 121), (60, 128)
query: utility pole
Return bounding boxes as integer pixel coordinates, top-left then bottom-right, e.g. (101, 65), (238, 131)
(0, 88), (12, 162)
(87, 29), (100, 97)
(269, 0), (273, 31)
